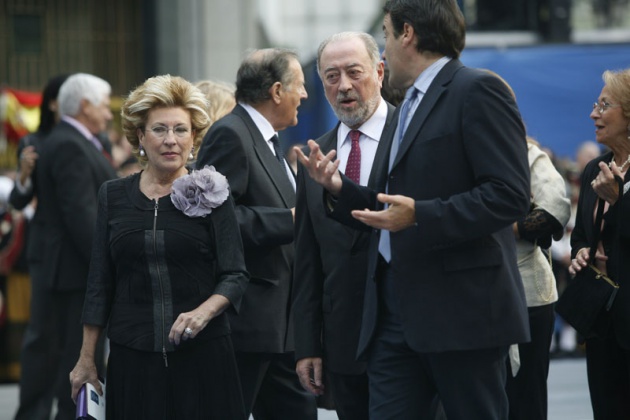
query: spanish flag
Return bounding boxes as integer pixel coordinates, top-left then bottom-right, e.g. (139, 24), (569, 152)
(0, 88), (42, 144)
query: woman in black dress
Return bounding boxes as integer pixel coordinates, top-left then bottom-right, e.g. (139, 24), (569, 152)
(70, 74), (249, 419)
(569, 68), (630, 419)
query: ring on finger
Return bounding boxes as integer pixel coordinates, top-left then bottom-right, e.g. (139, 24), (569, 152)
(184, 327), (193, 335)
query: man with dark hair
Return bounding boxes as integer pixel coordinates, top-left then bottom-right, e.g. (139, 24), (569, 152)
(196, 48), (316, 420)
(296, 0), (531, 418)
(293, 31), (395, 420)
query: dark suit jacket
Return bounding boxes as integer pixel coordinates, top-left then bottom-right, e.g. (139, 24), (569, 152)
(9, 131), (112, 211)
(330, 59), (531, 358)
(196, 104), (296, 353)
(570, 151), (630, 346)
(31, 121), (116, 290)
(293, 103), (395, 375)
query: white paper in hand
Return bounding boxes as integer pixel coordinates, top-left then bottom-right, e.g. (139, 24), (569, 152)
(76, 380), (105, 420)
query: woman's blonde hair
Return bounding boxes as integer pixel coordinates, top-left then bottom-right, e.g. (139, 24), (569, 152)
(603, 68), (630, 122)
(195, 80), (236, 124)
(121, 75), (211, 166)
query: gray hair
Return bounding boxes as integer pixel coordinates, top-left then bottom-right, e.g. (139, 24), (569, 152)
(58, 73), (111, 117)
(316, 32), (381, 77)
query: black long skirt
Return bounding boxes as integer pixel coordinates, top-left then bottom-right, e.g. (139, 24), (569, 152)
(106, 336), (246, 420)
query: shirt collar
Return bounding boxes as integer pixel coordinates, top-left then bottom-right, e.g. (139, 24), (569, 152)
(338, 98), (387, 147)
(239, 102), (277, 142)
(61, 115), (94, 141)
(411, 56), (451, 96)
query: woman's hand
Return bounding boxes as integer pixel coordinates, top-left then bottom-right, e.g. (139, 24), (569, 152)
(569, 247), (609, 277)
(569, 247), (590, 277)
(69, 357), (101, 403)
(169, 294), (230, 345)
(591, 161), (623, 205)
(18, 145), (38, 184)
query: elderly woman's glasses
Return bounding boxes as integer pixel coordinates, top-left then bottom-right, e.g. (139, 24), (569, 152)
(593, 101), (621, 114)
(146, 125), (191, 139)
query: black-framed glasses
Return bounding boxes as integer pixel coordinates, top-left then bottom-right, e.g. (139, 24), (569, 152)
(146, 125), (191, 139)
(593, 101), (621, 114)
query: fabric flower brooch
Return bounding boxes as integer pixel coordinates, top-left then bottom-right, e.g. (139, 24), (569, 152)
(171, 165), (229, 217)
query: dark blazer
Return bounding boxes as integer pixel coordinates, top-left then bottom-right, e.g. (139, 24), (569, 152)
(570, 151), (630, 346)
(330, 59), (531, 358)
(293, 103), (395, 375)
(196, 104), (296, 353)
(31, 120), (116, 290)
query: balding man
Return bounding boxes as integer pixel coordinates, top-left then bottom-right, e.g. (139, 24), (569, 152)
(293, 32), (395, 420)
(196, 48), (316, 419)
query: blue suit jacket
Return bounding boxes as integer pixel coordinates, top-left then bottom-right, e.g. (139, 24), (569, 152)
(330, 59), (532, 357)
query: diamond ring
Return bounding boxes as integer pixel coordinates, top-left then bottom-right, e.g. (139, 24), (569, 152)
(184, 327), (193, 335)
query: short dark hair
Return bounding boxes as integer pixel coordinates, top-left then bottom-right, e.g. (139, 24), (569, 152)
(383, 0), (466, 59)
(38, 74), (70, 134)
(235, 48), (299, 105)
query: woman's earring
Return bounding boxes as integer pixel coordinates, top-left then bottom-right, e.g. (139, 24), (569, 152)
(189, 147), (194, 160)
(139, 145), (146, 157)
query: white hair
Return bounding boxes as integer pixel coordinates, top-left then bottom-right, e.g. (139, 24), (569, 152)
(58, 73), (111, 117)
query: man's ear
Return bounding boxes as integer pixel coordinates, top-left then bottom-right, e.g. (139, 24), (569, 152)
(376, 61), (385, 87)
(270, 81), (283, 105)
(401, 22), (416, 48)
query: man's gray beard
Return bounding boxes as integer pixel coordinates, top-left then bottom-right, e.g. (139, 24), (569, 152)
(334, 95), (380, 128)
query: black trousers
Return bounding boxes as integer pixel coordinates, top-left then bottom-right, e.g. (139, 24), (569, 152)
(367, 263), (509, 420)
(236, 351), (317, 420)
(328, 371), (369, 420)
(505, 303), (555, 420)
(585, 333), (630, 419)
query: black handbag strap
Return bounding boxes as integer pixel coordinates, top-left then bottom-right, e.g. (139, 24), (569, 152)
(588, 175), (624, 266)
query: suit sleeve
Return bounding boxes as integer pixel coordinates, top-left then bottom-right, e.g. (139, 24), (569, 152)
(196, 122), (294, 248)
(50, 138), (99, 263)
(413, 73), (531, 248)
(570, 160), (598, 258)
(292, 166), (325, 360)
(82, 183), (115, 326)
(327, 174), (378, 232)
(210, 194), (250, 313)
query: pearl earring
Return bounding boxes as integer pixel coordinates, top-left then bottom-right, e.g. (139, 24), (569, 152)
(139, 145), (146, 157)
(189, 147), (194, 160)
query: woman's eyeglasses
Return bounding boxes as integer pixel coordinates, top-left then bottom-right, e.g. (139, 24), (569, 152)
(593, 101), (620, 114)
(146, 125), (191, 138)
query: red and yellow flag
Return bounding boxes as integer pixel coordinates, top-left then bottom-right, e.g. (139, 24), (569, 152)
(0, 88), (42, 143)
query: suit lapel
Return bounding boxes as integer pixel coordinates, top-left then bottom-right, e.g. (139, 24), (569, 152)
(374, 107), (400, 194)
(234, 106), (296, 207)
(368, 103), (396, 190)
(391, 59), (463, 171)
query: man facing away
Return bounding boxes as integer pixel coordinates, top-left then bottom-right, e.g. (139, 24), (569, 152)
(295, 0), (532, 419)
(195, 48), (317, 419)
(15, 73), (116, 420)
(292, 31), (395, 420)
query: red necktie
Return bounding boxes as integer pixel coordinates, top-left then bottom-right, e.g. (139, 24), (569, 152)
(345, 130), (361, 184)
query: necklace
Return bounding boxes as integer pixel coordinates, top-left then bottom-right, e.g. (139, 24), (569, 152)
(609, 154), (630, 172)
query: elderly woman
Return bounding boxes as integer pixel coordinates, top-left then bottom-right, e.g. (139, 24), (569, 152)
(69, 75), (249, 419)
(568, 68), (630, 419)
